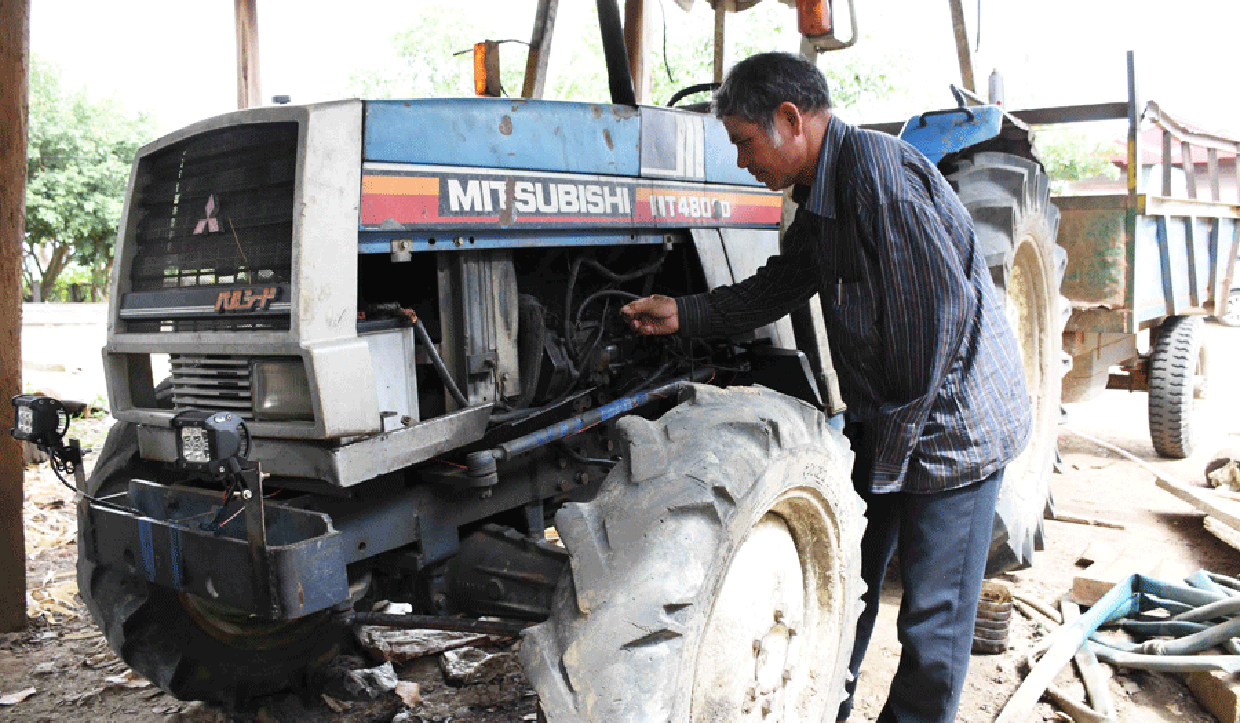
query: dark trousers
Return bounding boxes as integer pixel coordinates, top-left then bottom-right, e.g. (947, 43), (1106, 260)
(836, 461), (1003, 722)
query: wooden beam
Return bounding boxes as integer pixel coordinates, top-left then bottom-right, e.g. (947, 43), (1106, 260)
(623, 0), (650, 104)
(521, 0), (557, 99)
(0, 0), (28, 633)
(235, 0), (261, 109)
(712, 1), (729, 84)
(947, 0), (974, 92)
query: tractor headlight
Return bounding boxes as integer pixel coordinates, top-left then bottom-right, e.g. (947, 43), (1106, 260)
(173, 410), (249, 475)
(252, 359), (313, 422)
(11, 395), (68, 447)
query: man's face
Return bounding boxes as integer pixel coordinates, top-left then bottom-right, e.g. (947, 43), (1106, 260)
(723, 112), (799, 191)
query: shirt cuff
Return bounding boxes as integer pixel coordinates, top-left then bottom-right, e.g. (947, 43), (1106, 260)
(869, 415), (919, 488)
(675, 294), (712, 338)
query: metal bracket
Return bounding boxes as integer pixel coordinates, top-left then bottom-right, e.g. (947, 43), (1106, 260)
(237, 460), (280, 619)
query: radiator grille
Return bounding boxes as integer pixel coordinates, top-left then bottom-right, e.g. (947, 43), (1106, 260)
(169, 355), (253, 420)
(124, 122), (298, 333)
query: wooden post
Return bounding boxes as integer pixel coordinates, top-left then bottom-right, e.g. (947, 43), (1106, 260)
(947, 0), (975, 92)
(235, 0), (262, 109)
(0, 0), (28, 633)
(712, 0), (729, 83)
(522, 0), (557, 99)
(623, 0), (650, 104)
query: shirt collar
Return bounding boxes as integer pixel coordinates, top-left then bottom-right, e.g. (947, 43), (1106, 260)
(796, 113), (848, 219)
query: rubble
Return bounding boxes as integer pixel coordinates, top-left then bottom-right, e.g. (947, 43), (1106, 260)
(343, 661), (399, 699)
(439, 647), (520, 687)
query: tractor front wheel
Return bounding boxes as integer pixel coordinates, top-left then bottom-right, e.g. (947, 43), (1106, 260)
(521, 384), (866, 721)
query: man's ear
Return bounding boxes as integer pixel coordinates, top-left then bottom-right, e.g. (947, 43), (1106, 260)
(778, 101), (805, 138)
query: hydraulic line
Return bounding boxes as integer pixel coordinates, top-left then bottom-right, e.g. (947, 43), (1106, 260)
(465, 369), (713, 484)
(413, 318), (470, 409)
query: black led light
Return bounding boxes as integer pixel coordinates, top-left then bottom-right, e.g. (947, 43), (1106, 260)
(172, 410), (250, 476)
(11, 395), (69, 448)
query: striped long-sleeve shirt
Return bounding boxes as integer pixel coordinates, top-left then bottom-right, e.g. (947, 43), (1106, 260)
(677, 113), (1032, 494)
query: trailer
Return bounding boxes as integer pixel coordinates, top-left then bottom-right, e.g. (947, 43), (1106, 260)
(874, 51), (1237, 461)
(1051, 54), (1239, 458)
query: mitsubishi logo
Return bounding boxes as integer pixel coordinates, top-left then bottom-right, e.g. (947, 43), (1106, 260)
(193, 195), (221, 234)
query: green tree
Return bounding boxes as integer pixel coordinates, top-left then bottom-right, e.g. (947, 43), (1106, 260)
(345, 1), (908, 109)
(25, 57), (154, 301)
(346, 3), (529, 99)
(1034, 126), (1121, 190)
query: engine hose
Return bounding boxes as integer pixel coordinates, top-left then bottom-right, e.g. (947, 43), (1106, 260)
(514, 295), (547, 411)
(564, 247), (669, 355)
(413, 319), (469, 409)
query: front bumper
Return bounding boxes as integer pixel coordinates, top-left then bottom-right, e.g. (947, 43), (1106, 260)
(80, 480), (349, 619)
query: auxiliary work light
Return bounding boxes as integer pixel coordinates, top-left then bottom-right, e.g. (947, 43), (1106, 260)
(172, 410), (250, 475)
(10, 395), (69, 448)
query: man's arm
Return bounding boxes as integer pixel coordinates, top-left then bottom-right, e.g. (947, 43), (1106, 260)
(868, 197), (977, 487)
(624, 209), (823, 337)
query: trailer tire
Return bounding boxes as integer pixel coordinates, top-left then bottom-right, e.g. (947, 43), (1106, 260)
(1149, 315), (1207, 458)
(947, 151), (1063, 575)
(520, 384), (865, 722)
(77, 422), (345, 708)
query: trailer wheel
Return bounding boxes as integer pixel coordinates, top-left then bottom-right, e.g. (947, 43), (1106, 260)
(520, 384), (865, 722)
(947, 151), (1063, 575)
(1149, 315), (1207, 458)
(77, 422), (345, 707)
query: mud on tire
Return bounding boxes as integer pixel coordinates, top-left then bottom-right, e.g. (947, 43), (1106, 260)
(520, 384), (866, 721)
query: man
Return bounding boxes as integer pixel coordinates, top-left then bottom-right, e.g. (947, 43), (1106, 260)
(621, 52), (1031, 722)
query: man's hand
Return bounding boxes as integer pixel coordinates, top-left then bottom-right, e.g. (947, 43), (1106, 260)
(621, 294), (679, 335)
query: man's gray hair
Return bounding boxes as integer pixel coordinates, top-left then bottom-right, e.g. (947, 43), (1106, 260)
(714, 52), (832, 138)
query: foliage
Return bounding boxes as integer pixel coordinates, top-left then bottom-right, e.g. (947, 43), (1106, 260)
(649, 4), (907, 112)
(345, 1), (908, 112)
(1034, 126), (1121, 187)
(25, 57), (154, 301)
(346, 3), (528, 99)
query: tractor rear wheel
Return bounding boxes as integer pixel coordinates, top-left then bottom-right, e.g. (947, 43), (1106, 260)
(76, 422), (346, 707)
(520, 384), (865, 721)
(948, 151), (1064, 575)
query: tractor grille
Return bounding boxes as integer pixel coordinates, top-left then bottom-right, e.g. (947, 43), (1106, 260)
(124, 122), (299, 333)
(169, 355), (253, 420)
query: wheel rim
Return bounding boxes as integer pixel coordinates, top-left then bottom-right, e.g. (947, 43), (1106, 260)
(1223, 290), (1240, 326)
(1194, 343), (1209, 401)
(690, 486), (844, 720)
(1002, 236), (1052, 495)
(180, 593), (331, 651)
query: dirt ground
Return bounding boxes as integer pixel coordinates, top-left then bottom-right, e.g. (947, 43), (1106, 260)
(1, 323), (1237, 722)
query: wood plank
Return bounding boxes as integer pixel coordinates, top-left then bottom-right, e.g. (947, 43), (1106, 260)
(1204, 516), (1240, 554)
(1156, 476), (1240, 530)
(1071, 551), (1178, 606)
(1187, 669), (1240, 723)
(1183, 140), (1199, 199)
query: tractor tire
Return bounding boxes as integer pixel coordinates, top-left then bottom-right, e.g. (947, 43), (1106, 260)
(947, 151), (1064, 575)
(1149, 315), (1207, 458)
(520, 384), (865, 722)
(77, 422), (345, 707)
